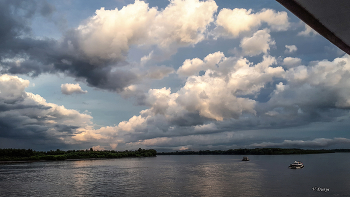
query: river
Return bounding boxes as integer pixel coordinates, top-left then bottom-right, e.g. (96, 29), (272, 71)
(1, 153), (349, 196)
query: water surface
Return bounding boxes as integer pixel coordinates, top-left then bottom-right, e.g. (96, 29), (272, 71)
(1, 153), (349, 196)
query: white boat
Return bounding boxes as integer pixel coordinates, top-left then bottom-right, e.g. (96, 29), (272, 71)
(289, 161), (304, 169)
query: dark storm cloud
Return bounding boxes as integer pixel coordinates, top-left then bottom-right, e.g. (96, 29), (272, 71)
(0, 74), (93, 149)
(39, 0), (56, 17)
(0, 102), (77, 139)
(0, 1), (139, 92)
(169, 112), (208, 127)
(0, 102), (50, 112)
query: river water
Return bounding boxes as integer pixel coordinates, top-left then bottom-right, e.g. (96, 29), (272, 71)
(0, 153), (349, 196)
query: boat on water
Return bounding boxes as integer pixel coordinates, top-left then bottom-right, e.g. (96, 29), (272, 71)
(289, 161), (304, 169)
(242, 157), (249, 161)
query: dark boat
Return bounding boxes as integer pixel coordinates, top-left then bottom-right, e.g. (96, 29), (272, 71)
(242, 157), (249, 161)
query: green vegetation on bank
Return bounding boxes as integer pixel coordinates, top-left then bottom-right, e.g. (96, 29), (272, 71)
(157, 148), (347, 155)
(0, 148), (156, 161)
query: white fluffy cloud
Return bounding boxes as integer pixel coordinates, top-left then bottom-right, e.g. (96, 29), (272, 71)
(216, 8), (289, 38)
(285, 45), (297, 53)
(268, 54), (350, 115)
(282, 57), (301, 68)
(177, 51), (225, 76)
(91, 145), (105, 151)
(61, 83), (88, 95)
(73, 0), (218, 63)
(240, 29), (275, 56)
(69, 52), (285, 146)
(298, 23), (318, 37)
(173, 54), (282, 121)
(74, 1), (157, 63)
(151, 0), (218, 47)
(42, 53), (350, 150)
(0, 74), (29, 101)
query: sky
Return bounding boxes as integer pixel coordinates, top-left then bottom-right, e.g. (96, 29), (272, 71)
(1, 0), (350, 151)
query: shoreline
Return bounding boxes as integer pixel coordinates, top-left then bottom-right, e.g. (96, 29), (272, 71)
(0, 157), (156, 164)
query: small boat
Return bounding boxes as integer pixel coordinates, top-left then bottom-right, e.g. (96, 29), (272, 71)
(289, 161), (304, 169)
(242, 157), (249, 161)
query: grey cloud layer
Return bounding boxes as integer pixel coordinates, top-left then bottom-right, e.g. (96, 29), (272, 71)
(88, 53), (350, 150)
(0, 0), (218, 92)
(0, 75), (92, 148)
(1, 0), (349, 151)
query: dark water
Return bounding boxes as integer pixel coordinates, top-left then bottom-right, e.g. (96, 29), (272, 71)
(1, 153), (350, 196)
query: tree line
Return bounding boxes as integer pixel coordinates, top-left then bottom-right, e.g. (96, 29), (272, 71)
(157, 148), (341, 155)
(0, 148), (156, 161)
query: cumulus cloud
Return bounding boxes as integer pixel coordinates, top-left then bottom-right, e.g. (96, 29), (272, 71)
(91, 145), (105, 151)
(145, 66), (175, 80)
(67, 0), (217, 62)
(61, 83), (87, 95)
(2, 0), (350, 151)
(0, 0), (218, 93)
(0, 75), (93, 148)
(76, 53), (284, 147)
(165, 54), (282, 122)
(282, 57), (302, 69)
(240, 29), (275, 56)
(265, 54), (350, 128)
(298, 23), (318, 37)
(150, 0), (218, 47)
(216, 8), (289, 38)
(89, 54), (350, 150)
(22, 52), (350, 151)
(285, 45), (297, 53)
(177, 51), (225, 76)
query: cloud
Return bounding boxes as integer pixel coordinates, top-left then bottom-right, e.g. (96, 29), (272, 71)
(91, 145), (105, 151)
(145, 66), (175, 80)
(282, 57), (301, 69)
(67, 53), (285, 147)
(96, 54), (350, 150)
(215, 8), (289, 38)
(240, 29), (275, 56)
(67, 0), (217, 62)
(27, 52), (350, 151)
(140, 51), (154, 66)
(73, 1), (157, 63)
(61, 83), (88, 95)
(125, 130), (256, 150)
(80, 53), (284, 146)
(2, 1), (350, 151)
(150, 0), (218, 47)
(285, 45), (297, 53)
(0, 1), (140, 92)
(194, 123), (217, 132)
(177, 51), (225, 76)
(0, 75), (93, 148)
(110, 143), (118, 150)
(298, 23), (318, 37)
(0, 0), (218, 93)
(265, 54), (350, 127)
(251, 138), (350, 148)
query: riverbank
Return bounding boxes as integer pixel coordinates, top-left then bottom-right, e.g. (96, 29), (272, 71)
(0, 148), (157, 162)
(157, 148), (343, 155)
